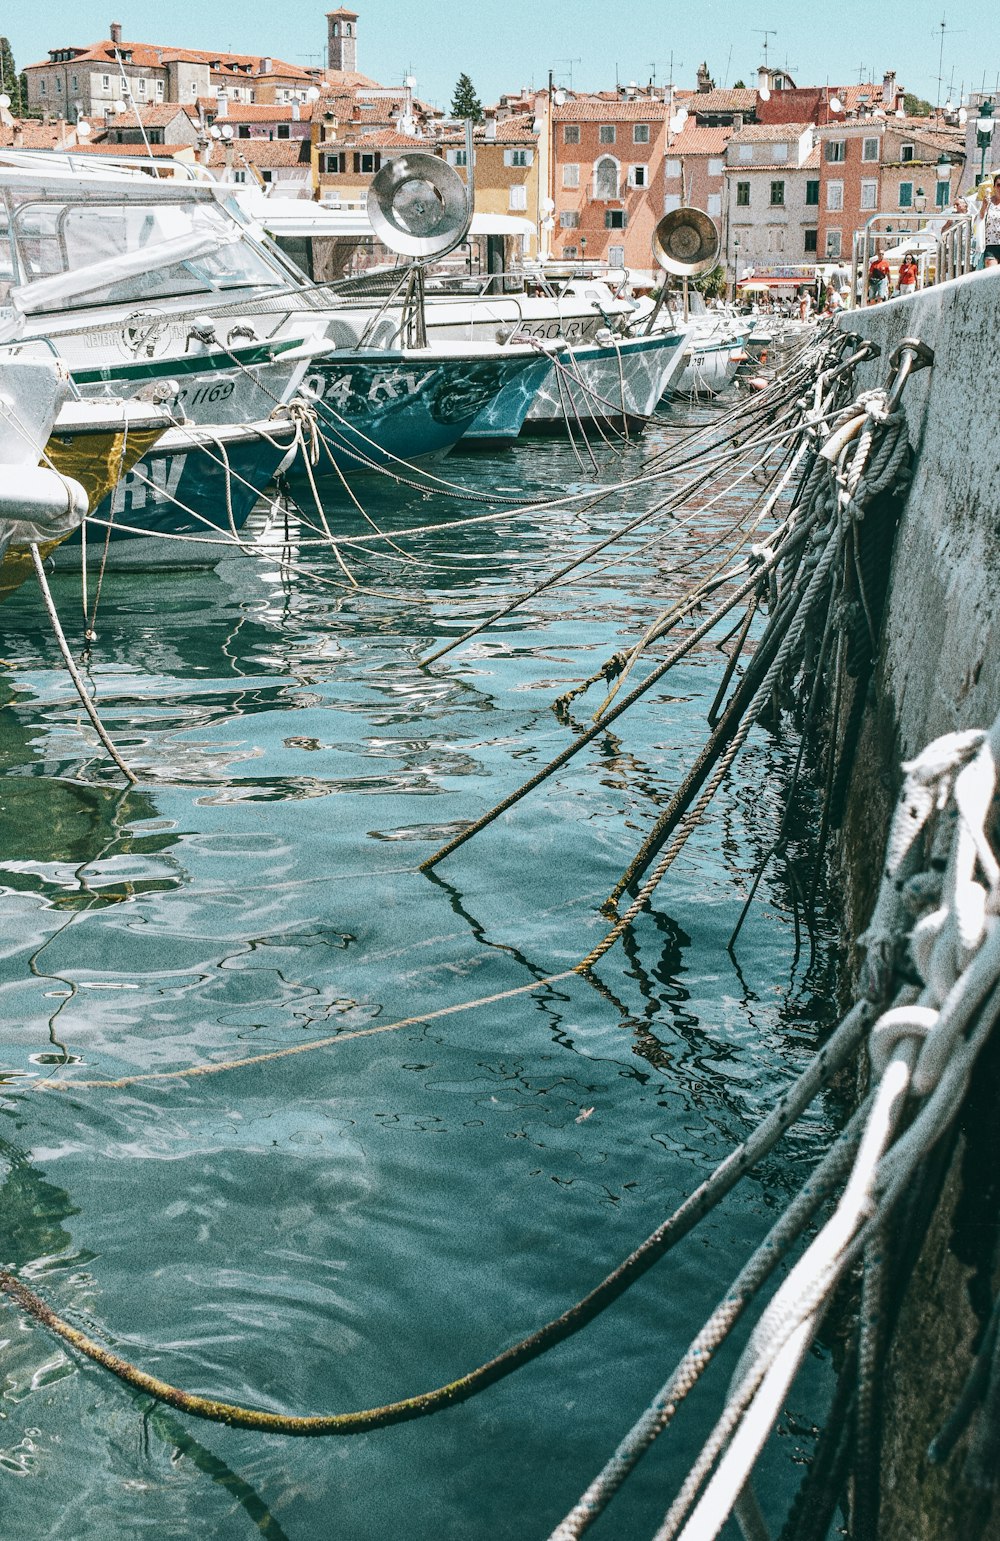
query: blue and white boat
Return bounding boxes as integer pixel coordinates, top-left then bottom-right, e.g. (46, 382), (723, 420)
(52, 413), (300, 571)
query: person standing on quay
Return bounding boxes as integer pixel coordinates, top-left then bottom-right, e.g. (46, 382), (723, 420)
(978, 178), (1000, 264)
(897, 253), (919, 295)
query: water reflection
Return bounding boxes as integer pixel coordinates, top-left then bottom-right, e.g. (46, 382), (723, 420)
(0, 414), (843, 1537)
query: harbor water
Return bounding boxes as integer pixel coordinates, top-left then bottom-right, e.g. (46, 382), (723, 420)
(0, 413), (843, 1538)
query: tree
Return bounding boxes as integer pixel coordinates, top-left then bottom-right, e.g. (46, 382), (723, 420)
(694, 264), (727, 300)
(733, 79), (747, 90)
(0, 37), (27, 116)
(903, 92), (933, 117)
(450, 72), (483, 122)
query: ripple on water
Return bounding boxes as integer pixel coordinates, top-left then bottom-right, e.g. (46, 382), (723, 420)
(0, 423), (842, 1538)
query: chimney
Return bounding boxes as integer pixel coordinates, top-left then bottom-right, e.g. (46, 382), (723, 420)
(758, 66), (771, 93)
(110, 21), (122, 45)
(292, 101), (300, 121)
(262, 58), (272, 75)
(882, 70), (896, 108)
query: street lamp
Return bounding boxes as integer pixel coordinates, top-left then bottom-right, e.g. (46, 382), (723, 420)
(936, 151), (951, 208)
(977, 99), (995, 180)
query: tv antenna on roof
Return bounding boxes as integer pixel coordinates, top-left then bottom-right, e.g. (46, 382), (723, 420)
(934, 16), (964, 117)
(554, 58), (581, 90)
(754, 30), (777, 69)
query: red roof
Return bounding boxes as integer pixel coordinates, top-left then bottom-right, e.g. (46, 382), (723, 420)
(670, 124), (732, 154)
(208, 139), (310, 167)
(691, 88), (758, 114)
(554, 98), (667, 122)
(347, 127), (424, 147)
(27, 39), (310, 80)
(0, 120), (70, 148)
(212, 104), (303, 122)
(70, 141), (192, 157)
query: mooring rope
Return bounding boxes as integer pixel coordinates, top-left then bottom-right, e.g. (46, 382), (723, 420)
(548, 710), (1000, 1541)
(3, 985), (872, 1437)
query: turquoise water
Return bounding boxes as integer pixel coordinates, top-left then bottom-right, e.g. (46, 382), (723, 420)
(0, 419), (841, 1538)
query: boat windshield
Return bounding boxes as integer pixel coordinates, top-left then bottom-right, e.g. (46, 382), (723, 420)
(2, 186), (288, 313)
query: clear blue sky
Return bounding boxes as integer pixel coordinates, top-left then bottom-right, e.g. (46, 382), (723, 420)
(7, 0), (1000, 113)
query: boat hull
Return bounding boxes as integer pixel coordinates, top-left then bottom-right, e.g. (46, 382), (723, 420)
(52, 421), (298, 571)
(519, 332), (686, 435)
(295, 347), (541, 473)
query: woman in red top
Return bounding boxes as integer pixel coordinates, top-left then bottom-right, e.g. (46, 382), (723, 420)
(898, 255), (919, 295)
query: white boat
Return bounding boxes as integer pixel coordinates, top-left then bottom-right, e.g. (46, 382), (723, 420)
(0, 356), (89, 598)
(0, 164), (542, 477)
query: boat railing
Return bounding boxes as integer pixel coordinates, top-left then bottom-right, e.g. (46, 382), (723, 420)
(850, 211), (976, 307)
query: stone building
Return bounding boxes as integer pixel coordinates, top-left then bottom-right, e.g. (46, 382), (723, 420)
(723, 122), (819, 284)
(23, 24), (313, 121)
(327, 8), (359, 75)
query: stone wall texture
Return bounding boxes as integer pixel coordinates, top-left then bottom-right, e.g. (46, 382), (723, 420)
(836, 272), (1000, 1539)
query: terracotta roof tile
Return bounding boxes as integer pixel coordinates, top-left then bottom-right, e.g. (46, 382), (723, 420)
(0, 121), (69, 148)
(213, 104), (302, 122)
(729, 121), (811, 142)
(553, 98), (667, 122)
(208, 139), (310, 167)
(99, 103), (198, 128)
(691, 88), (758, 114)
(70, 141), (192, 157)
(670, 124), (732, 154)
(27, 39), (310, 80)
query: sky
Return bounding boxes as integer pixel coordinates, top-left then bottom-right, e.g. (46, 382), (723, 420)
(6, 0), (1000, 113)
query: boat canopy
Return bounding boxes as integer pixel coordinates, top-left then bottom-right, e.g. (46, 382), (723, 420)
(0, 171), (293, 312)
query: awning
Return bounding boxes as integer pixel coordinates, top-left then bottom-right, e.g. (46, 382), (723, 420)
(468, 214), (536, 238)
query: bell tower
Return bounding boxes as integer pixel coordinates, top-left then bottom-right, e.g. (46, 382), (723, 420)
(327, 7), (359, 75)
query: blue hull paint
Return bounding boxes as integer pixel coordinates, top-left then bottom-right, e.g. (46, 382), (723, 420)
(61, 432), (293, 555)
(461, 354), (559, 445)
(296, 350), (540, 474)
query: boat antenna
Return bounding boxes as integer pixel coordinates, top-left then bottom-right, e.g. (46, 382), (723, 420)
(112, 45), (156, 161)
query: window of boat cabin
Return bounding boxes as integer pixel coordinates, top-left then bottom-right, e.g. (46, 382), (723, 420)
(598, 125), (616, 144)
(633, 124), (650, 143)
(564, 124), (580, 144)
(5, 189), (288, 311)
